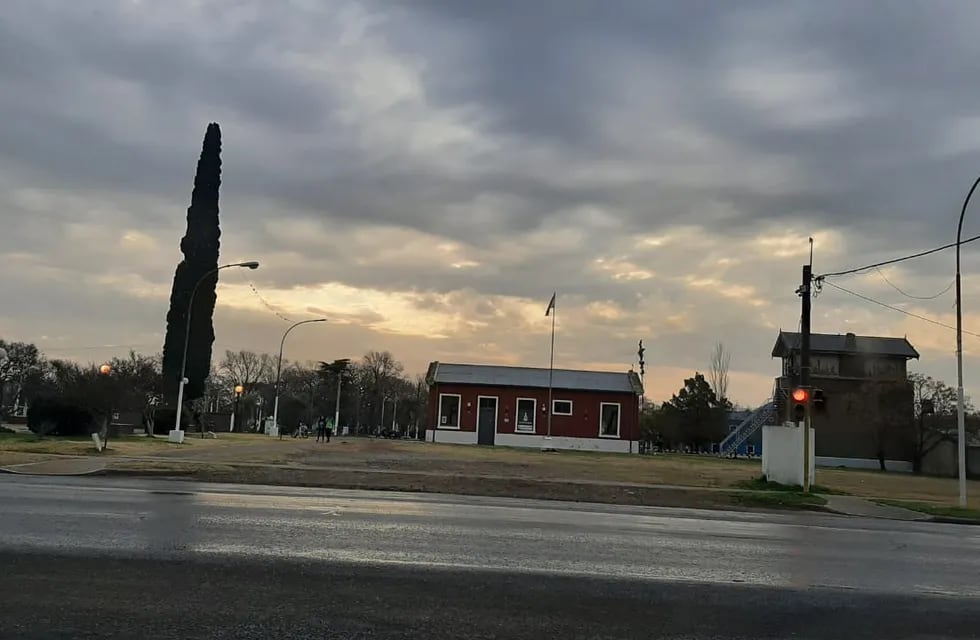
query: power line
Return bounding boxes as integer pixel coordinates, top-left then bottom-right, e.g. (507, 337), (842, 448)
(817, 233), (980, 279)
(246, 281), (294, 323)
(227, 265), (294, 324)
(874, 267), (955, 300)
(820, 280), (980, 338)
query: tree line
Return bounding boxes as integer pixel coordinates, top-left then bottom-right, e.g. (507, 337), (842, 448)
(0, 338), (426, 438)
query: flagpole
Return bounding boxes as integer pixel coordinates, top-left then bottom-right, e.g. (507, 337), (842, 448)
(547, 297), (556, 439)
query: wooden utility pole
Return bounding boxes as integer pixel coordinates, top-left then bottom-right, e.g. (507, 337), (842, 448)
(799, 264), (812, 492)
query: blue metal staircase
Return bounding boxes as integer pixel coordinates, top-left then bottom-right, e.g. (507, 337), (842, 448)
(719, 401), (776, 455)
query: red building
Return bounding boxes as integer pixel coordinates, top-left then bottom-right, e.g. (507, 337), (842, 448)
(425, 362), (643, 453)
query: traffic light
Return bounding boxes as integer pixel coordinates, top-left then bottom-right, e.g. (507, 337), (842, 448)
(791, 387), (809, 422)
(812, 388), (826, 412)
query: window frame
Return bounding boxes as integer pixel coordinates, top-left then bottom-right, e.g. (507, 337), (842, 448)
(552, 399), (573, 416)
(515, 397), (537, 433)
(438, 393), (462, 430)
(598, 402), (621, 438)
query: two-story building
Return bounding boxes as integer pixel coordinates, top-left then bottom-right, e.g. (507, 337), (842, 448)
(772, 331), (919, 469)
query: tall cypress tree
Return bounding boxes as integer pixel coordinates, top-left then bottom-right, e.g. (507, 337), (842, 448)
(162, 123), (222, 404)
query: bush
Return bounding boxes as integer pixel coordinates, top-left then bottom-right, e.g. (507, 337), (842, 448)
(27, 396), (95, 436)
(150, 407), (195, 435)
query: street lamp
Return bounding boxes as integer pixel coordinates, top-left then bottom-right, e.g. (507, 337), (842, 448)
(328, 359), (351, 437)
(272, 319), (327, 435)
(172, 261), (259, 443)
(955, 177), (980, 507)
(95, 363), (112, 451)
(232, 384), (244, 432)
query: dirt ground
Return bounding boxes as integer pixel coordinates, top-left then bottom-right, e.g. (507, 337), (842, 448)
(0, 432), (264, 457)
(3, 435), (978, 509)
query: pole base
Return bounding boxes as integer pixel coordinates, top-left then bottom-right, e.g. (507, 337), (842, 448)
(168, 429), (185, 444)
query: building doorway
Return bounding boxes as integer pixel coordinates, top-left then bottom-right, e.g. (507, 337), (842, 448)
(477, 396), (497, 446)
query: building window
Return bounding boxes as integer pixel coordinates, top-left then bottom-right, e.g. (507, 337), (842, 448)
(438, 394), (461, 429)
(552, 400), (573, 416)
(515, 398), (536, 433)
(599, 402), (620, 438)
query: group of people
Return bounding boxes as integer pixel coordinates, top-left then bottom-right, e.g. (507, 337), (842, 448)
(314, 416), (333, 443)
(282, 416), (335, 441)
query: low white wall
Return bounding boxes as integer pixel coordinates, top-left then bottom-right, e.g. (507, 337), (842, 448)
(816, 456), (913, 473)
(428, 429), (478, 445)
(494, 434), (633, 453)
(762, 425), (815, 486)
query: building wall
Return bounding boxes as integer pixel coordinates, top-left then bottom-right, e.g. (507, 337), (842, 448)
(776, 376), (914, 462)
(921, 441), (980, 478)
(427, 383), (640, 442)
(782, 354), (908, 382)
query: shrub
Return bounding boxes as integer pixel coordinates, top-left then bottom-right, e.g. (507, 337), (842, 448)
(27, 396), (95, 436)
(150, 407), (195, 435)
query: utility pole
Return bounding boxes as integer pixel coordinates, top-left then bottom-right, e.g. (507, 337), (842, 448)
(798, 264), (812, 492)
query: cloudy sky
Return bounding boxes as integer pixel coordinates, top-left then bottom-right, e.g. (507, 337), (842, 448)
(4, 0), (980, 405)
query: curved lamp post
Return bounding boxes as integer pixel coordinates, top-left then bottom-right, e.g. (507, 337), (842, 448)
(172, 261), (259, 443)
(955, 178), (980, 507)
(272, 319), (327, 434)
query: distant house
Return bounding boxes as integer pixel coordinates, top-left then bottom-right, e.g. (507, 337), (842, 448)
(772, 330), (919, 470)
(425, 362), (643, 452)
(723, 409), (761, 456)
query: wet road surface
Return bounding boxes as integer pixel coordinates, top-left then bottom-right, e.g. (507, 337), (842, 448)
(1, 475), (978, 638)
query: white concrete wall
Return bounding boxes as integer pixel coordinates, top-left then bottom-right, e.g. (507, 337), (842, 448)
(494, 434), (633, 453)
(816, 456), (913, 473)
(428, 429), (478, 445)
(762, 425), (815, 486)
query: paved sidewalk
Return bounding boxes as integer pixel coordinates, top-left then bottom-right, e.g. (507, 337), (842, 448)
(0, 458), (107, 476)
(824, 495), (929, 521)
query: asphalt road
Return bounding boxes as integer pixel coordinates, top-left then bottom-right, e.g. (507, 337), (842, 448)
(1, 475), (978, 639)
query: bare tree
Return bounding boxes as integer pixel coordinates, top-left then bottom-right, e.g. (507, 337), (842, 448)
(0, 339), (43, 413)
(708, 342), (731, 402)
(908, 373), (976, 473)
(218, 350), (274, 391)
(361, 351), (404, 430)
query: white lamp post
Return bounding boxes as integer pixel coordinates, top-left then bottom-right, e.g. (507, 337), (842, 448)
(172, 261), (259, 444)
(272, 319), (327, 436)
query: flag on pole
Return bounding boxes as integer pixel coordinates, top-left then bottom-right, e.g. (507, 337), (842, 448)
(545, 292), (556, 316)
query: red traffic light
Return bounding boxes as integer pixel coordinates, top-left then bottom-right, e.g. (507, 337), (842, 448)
(791, 388), (809, 403)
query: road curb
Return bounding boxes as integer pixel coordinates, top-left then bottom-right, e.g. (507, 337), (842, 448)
(0, 461), (107, 476)
(929, 516), (980, 526)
